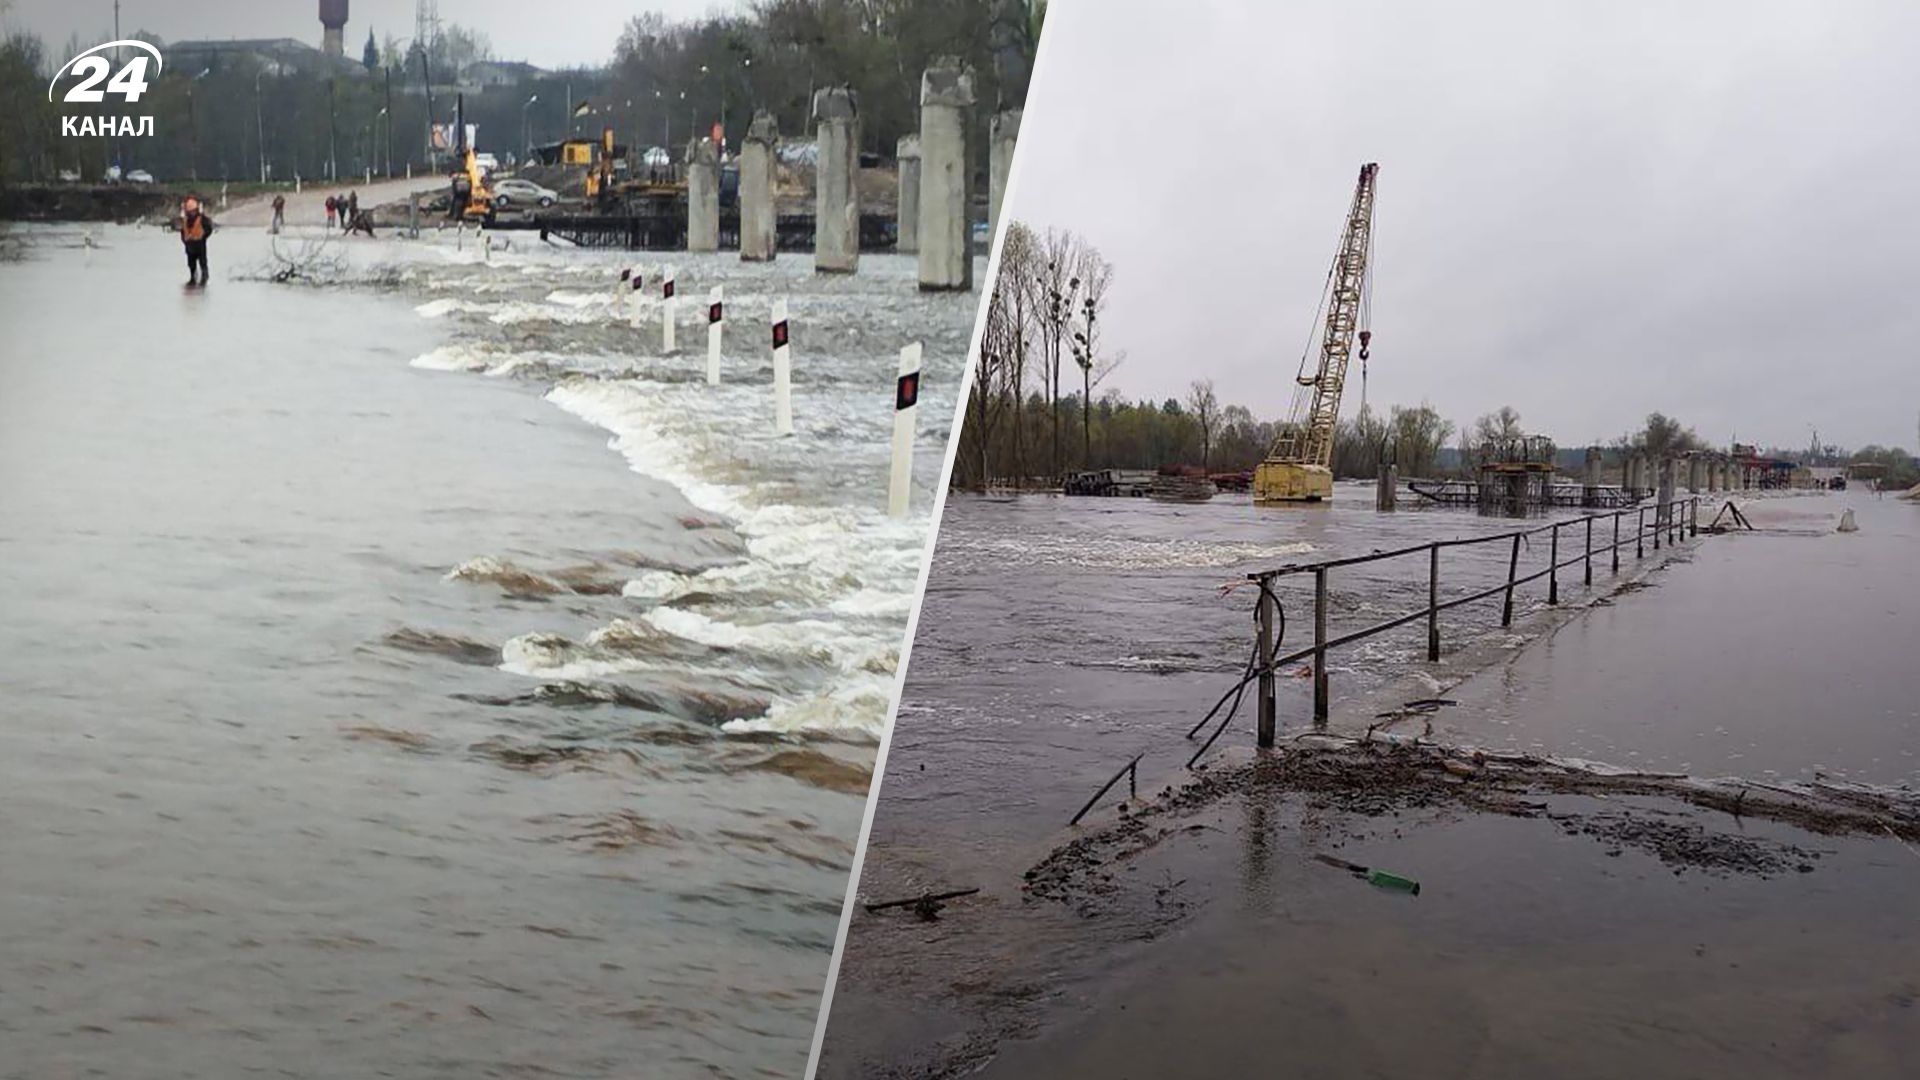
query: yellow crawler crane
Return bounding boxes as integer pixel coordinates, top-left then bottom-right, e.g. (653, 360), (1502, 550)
(1254, 162), (1379, 503)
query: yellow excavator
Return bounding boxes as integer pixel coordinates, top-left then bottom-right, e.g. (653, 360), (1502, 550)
(584, 126), (615, 201)
(448, 94), (494, 222)
(1253, 162), (1379, 503)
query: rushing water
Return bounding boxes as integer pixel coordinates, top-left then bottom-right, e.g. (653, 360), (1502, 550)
(0, 222), (975, 1079)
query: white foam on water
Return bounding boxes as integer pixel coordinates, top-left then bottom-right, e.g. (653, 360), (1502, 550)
(721, 670), (897, 738)
(944, 531), (1319, 571)
(410, 344), (496, 371)
(546, 376), (926, 738)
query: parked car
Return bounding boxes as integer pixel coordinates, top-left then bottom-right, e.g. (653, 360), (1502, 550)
(125, 169), (154, 184)
(102, 165), (122, 183)
(473, 152), (500, 174)
(492, 177), (557, 208)
(57, 169), (80, 183)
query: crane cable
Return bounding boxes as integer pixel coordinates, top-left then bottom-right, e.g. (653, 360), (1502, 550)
(1358, 181), (1377, 413)
(1284, 197), (1351, 437)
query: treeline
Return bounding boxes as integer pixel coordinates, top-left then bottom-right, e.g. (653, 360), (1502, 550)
(608, 0), (1042, 162)
(0, 18), (506, 185)
(958, 217), (1462, 489)
(956, 217), (1885, 491)
(0, 0), (1043, 186)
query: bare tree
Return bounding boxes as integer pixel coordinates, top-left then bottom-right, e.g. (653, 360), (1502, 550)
(968, 286), (1015, 490)
(1070, 242), (1115, 469)
(998, 222), (1038, 487)
(1037, 228), (1081, 484)
(1187, 379), (1220, 472)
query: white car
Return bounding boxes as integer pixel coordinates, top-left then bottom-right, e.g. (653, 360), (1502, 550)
(125, 169), (155, 184)
(492, 177), (556, 208)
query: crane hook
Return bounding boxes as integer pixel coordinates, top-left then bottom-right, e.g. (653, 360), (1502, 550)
(1358, 329), (1372, 361)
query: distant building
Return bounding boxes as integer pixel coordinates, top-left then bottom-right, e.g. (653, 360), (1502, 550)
(463, 60), (547, 88)
(168, 37), (370, 79)
(532, 138), (625, 167)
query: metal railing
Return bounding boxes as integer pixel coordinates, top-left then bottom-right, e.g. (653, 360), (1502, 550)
(1068, 496), (1712, 824)
(1242, 496), (1702, 745)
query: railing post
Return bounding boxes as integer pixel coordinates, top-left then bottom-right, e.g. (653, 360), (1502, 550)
(1426, 543), (1440, 662)
(1501, 533), (1521, 626)
(1583, 516), (1594, 586)
(1312, 567), (1329, 728)
(1548, 523), (1560, 605)
(1255, 580), (1276, 748)
(1611, 511), (1621, 574)
(1637, 506), (1645, 558)
(1690, 497), (1699, 538)
(1654, 504), (1662, 550)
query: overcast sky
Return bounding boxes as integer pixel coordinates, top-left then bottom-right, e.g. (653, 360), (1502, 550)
(3, 0), (720, 69)
(1007, 0), (1920, 452)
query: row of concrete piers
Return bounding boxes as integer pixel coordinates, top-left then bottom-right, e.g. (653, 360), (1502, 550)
(1617, 450), (1751, 497)
(678, 57), (1019, 292)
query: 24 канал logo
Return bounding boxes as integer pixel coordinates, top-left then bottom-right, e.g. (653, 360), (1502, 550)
(49, 40), (163, 139)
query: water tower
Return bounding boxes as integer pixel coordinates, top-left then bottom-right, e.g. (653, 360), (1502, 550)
(319, 0), (349, 57)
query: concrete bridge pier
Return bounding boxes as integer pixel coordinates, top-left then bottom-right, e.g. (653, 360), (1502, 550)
(1687, 454), (1704, 494)
(990, 107), (1022, 244)
(1583, 446), (1602, 506)
(918, 58), (974, 292)
(1707, 456), (1720, 492)
(1656, 458), (1677, 530)
(812, 88), (861, 274)
(1376, 464), (1398, 511)
(739, 111), (779, 263)
(685, 138), (720, 253)
(896, 135), (921, 255)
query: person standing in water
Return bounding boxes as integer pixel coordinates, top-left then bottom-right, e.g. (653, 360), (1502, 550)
(270, 193), (286, 234)
(178, 196), (215, 286)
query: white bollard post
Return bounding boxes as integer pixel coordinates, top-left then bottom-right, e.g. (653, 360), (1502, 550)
(614, 267), (629, 317)
(628, 268), (646, 329)
(889, 342), (923, 518)
(661, 266), (677, 353)
(706, 285), (724, 385)
(772, 298), (793, 436)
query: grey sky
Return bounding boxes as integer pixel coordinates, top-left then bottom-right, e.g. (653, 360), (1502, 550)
(4, 0), (722, 69)
(1008, 0), (1920, 452)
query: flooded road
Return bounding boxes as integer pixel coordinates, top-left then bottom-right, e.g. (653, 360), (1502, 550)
(865, 489), (1604, 897)
(0, 223), (974, 1078)
(822, 485), (1920, 1078)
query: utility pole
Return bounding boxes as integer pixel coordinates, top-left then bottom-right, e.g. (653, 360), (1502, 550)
(327, 78), (338, 180)
(112, 1), (122, 174)
(418, 46), (436, 173)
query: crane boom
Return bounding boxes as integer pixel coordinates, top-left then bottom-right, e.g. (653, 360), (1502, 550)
(1253, 162), (1379, 503)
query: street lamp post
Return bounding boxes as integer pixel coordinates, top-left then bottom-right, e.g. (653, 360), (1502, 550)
(187, 68), (209, 182)
(522, 93), (539, 163)
(383, 65), (394, 178)
(254, 69), (267, 183)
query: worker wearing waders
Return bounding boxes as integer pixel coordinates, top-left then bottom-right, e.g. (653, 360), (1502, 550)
(178, 196), (215, 287)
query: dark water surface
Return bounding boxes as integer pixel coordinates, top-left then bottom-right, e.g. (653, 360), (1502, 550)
(0, 223), (971, 1078)
(824, 486), (1920, 1077)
